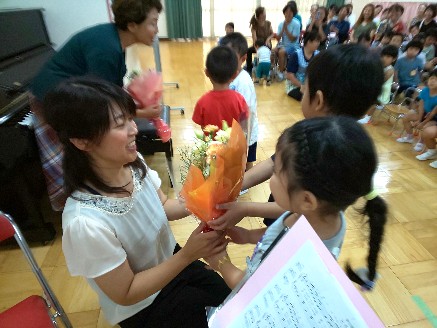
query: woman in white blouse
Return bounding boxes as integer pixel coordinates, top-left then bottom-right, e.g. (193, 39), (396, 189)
(43, 77), (230, 328)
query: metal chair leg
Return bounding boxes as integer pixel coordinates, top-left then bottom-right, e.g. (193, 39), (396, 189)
(153, 37), (185, 115)
(164, 82), (179, 88)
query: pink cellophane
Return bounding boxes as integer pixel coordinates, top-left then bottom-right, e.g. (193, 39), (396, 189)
(127, 71), (171, 142)
(180, 120), (247, 224)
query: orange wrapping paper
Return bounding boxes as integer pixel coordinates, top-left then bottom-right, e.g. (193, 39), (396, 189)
(180, 120), (247, 223)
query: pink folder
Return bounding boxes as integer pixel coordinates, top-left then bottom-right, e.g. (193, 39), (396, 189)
(209, 216), (384, 327)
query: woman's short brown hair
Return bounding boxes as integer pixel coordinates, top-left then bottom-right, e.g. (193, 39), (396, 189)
(112, 0), (163, 30)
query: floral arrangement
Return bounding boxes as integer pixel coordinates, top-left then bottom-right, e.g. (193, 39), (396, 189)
(179, 120), (247, 228)
(127, 70), (171, 142)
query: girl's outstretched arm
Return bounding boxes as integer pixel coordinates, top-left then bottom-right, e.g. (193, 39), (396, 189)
(205, 251), (245, 289)
(241, 157), (274, 190)
(209, 201), (286, 230)
(227, 226), (267, 244)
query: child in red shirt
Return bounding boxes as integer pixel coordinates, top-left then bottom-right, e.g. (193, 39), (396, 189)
(193, 46), (249, 130)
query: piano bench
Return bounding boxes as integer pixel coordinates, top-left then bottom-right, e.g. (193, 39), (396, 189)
(134, 105), (173, 159)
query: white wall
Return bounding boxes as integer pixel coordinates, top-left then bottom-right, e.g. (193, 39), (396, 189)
(158, 1), (168, 38)
(0, 0), (168, 49)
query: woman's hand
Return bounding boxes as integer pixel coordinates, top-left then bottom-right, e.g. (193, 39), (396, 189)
(136, 103), (162, 119)
(208, 202), (248, 230)
(180, 223), (228, 263)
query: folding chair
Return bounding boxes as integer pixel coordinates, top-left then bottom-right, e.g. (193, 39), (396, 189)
(0, 211), (72, 328)
(373, 83), (420, 136)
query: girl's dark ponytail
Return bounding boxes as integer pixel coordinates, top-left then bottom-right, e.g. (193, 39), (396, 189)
(346, 195), (387, 290)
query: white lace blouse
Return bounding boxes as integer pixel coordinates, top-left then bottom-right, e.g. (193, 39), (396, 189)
(62, 163), (177, 325)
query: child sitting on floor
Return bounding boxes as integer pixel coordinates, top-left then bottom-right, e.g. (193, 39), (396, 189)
(206, 116), (387, 291)
(398, 69), (437, 153)
(394, 40), (424, 93)
(192, 46), (249, 132)
(218, 22), (234, 45)
(416, 102), (437, 167)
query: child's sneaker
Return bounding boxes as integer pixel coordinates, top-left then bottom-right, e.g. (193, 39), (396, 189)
(413, 142), (424, 152)
(254, 79), (260, 84)
(239, 189), (249, 196)
(416, 149), (437, 161)
(266, 79), (271, 86)
(277, 71), (284, 81)
(396, 135), (414, 143)
(430, 160), (437, 168)
(358, 115), (371, 124)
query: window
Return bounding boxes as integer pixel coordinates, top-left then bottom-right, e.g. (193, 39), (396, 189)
(201, 0), (257, 37)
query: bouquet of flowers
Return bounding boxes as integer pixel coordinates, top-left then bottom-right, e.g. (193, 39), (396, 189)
(127, 70), (171, 142)
(179, 120), (247, 229)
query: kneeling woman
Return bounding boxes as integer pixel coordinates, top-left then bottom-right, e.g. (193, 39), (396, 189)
(285, 29), (321, 101)
(43, 77), (230, 328)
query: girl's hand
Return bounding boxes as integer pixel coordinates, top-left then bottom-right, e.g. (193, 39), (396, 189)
(181, 223), (228, 263)
(136, 103), (162, 119)
(208, 202), (247, 230)
(204, 249), (230, 272)
(416, 121), (425, 130)
(226, 226), (251, 244)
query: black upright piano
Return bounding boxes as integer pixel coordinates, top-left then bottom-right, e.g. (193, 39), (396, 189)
(0, 9), (56, 243)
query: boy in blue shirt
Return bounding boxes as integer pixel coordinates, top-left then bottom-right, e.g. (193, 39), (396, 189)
(394, 40), (424, 93)
(397, 70), (437, 153)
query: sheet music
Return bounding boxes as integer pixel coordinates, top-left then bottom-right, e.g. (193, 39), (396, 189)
(225, 241), (367, 328)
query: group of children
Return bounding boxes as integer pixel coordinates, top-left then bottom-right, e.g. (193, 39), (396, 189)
(193, 35), (388, 292)
(397, 69), (437, 169)
(195, 33), (258, 171)
(356, 33), (437, 170)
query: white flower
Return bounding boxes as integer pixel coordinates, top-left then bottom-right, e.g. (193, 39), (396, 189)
(214, 128), (232, 143)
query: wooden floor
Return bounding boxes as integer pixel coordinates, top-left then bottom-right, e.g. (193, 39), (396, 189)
(1, 40), (437, 327)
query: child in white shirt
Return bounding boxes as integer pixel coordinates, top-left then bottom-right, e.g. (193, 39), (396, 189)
(254, 38), (272, 86)
(221, 32), (259, 171)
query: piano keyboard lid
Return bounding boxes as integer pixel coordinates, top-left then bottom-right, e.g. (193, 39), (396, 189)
(0, 91), (30, 126)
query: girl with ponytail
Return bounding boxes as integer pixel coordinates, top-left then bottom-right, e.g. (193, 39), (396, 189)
(245, 6), (274, 75)
(205, 116), (387, 291)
